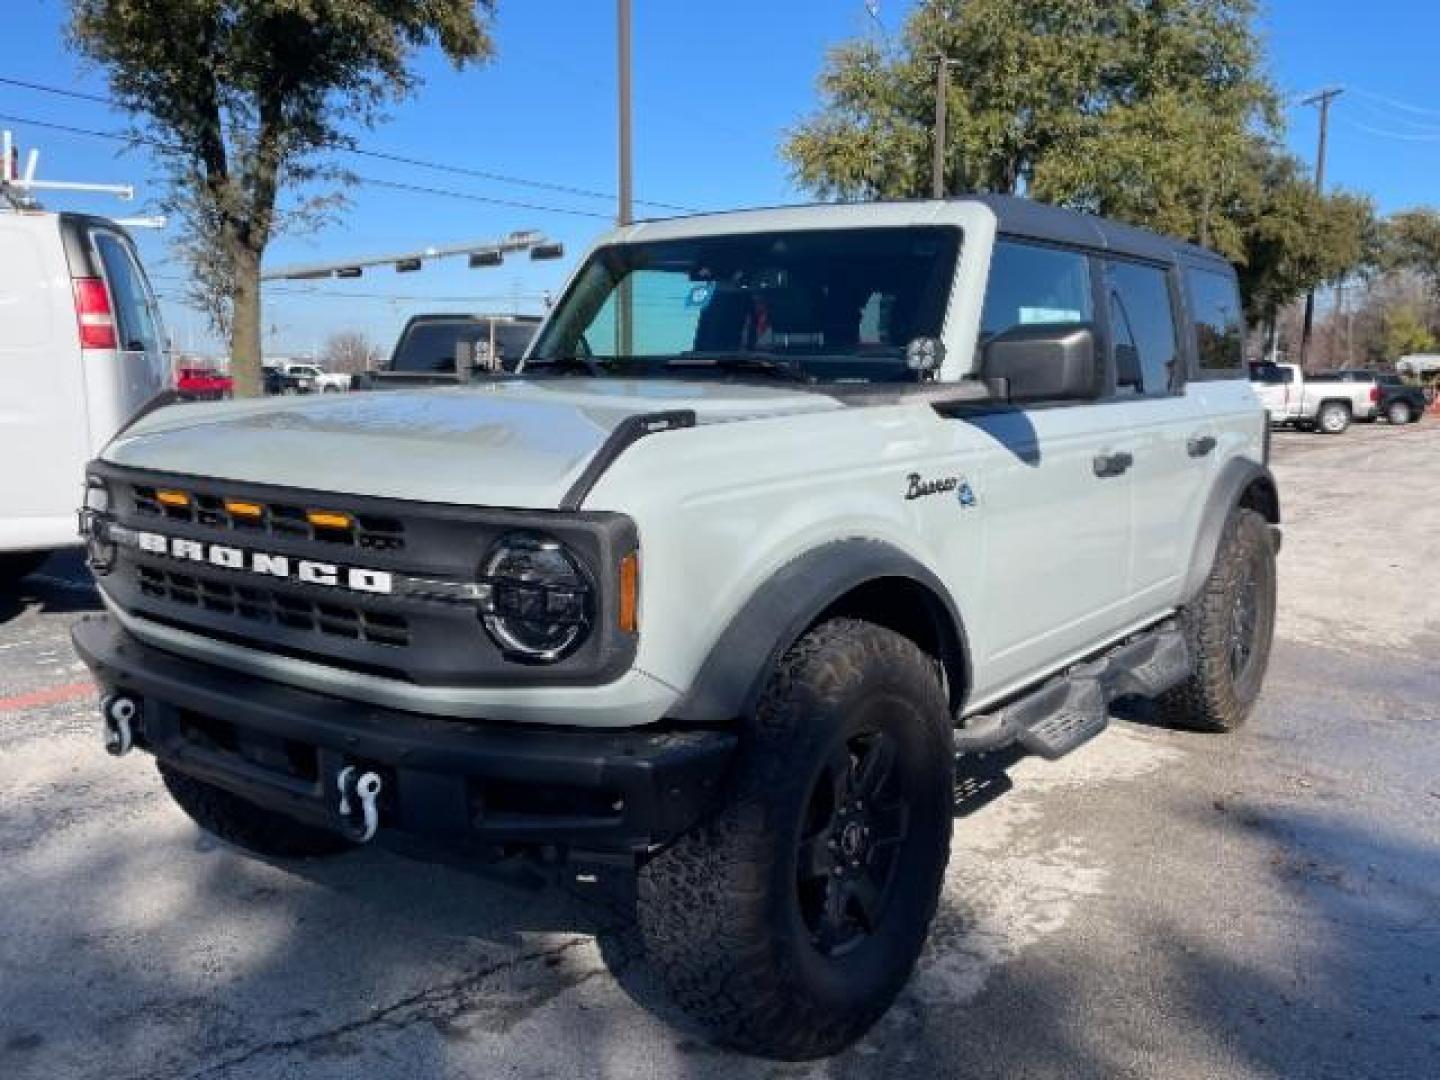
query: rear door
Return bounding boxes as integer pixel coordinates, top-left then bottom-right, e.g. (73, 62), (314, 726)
(1101, 257), (1212, 613)
(87, 226), (167, 444)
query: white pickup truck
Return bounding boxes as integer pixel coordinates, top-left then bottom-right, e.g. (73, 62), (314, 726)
(1248, 361), (1377, 434)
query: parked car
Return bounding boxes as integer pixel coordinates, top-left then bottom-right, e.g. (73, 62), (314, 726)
(1331, 369), (1426, 424)
(174, 365), (233, 401)
(262, 360), (323, 394)
(313, 370), (352, 393)
(353, 314), (541, 390)
(0, 208), (168, 589)
(76, 196), (1279, 1057)
(1248, 361), (1374, 433)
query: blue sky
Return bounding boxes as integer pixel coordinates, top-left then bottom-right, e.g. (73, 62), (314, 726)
(5, 0), (1439, 358)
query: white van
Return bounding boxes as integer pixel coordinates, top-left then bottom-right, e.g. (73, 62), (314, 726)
(0, 210), (168, 587)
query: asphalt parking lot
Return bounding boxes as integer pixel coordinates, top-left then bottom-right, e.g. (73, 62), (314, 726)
(2, 419), (1437, 1080)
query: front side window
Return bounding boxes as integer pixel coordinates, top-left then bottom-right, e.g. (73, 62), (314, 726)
(979, 240), (1093, 341)
(1107, 260), (1180, 396)
(93, 231), (160, 353)
(530, 227), (961, 382)
(1186, 266), (1244, 373)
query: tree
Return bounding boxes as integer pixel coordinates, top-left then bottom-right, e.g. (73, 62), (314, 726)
(1384, 208), (1440, 297)
(69, 1), (495, 397)
(321, 329), (384, 374)
(784, 0), (1278, 260)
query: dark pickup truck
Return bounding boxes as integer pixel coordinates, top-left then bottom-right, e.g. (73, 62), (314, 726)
(1334, 369), (1427, 424)
(353, 313), (541, 391)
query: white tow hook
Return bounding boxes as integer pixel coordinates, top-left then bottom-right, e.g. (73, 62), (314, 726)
(100, 694), (138, 757)
(336, 765), (384, 843)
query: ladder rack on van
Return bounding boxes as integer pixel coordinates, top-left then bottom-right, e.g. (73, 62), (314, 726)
(2, 130), (135, 211)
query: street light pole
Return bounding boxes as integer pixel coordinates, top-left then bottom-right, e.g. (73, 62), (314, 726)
(932, 57), (948, 199)
(617, 0), (633, 228)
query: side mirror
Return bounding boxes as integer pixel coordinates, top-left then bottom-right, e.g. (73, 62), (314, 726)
(981, 323), (1099, 403)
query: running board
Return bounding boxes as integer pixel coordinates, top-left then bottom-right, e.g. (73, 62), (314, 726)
(953, 623), (1191, 760)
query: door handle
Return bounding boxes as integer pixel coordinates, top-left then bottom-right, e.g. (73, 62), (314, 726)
(1187, 434), (1217, 458)
(1092, 451), (1134, 478)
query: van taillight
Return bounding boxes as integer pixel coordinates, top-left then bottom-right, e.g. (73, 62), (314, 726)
(72, 277), (117, 350)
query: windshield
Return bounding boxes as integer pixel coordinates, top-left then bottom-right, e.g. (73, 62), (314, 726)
(391, 320), (539, 373)
(529, 227), (961, 382)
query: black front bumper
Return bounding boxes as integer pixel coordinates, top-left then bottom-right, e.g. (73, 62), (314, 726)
(72, 615), (735, 860)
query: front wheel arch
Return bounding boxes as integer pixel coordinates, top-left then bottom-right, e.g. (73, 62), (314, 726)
(668, 541), (970, 724)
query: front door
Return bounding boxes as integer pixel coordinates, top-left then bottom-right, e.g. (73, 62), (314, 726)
(953, 239), (1135, 702)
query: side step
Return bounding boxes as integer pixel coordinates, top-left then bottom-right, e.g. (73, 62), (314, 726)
(953, 623), (1191, 761)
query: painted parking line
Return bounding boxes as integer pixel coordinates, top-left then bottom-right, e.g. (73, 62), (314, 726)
(0, 679), (95, 713)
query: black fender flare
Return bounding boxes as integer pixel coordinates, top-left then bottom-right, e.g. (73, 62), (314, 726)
(667, 539), (971, 724)
(1181, 456), (1281, 602)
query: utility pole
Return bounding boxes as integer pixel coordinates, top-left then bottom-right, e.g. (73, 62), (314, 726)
(933, 58), (948, 199)
(1298, 86), (1343, 369)
(617, 0), (633, 228)
(616, 0), (634, 356)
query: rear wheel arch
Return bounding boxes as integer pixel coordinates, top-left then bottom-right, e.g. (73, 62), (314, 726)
(1182, 458), (1280, 603)
(668, 540), (970, 724)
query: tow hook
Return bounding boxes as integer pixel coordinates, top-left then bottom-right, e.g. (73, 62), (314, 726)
(100, 694), (138, 757)
(336, 765), (384, 843)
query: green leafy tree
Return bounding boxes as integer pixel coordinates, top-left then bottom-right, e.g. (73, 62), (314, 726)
(1384, 208), (1440, 298)
(69, 1), (495, 397)
(1381, 306), (1435, 359)
(783, 0), (1376, 325)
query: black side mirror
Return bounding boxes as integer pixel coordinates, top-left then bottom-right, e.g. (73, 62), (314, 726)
(981, 323), (1099, 403)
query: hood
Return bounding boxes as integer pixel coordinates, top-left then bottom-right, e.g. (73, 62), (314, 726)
(103, 378), (843, 509)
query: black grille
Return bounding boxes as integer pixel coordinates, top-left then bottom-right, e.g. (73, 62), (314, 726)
(137, 566), (410, 647)
(132, 485), (406, 552)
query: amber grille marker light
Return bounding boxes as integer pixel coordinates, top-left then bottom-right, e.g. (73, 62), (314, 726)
(306, 510), (353, 530)
(155, 489), (190, 508)
(224, 499), (264, 519)
(618, 551), (640, 633)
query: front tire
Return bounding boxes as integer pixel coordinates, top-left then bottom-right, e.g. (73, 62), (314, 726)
(159, 763), (355, 859)
(637, 619), (954, 1059)
(1157, 509), (1276, 732)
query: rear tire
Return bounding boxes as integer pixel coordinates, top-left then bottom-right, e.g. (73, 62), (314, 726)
(637, 619), (954, 1059)
(1317, 401), (1350, 434)
(159, 762), (354, 859)
(1388, 400), (1413, 425)
(1157, 509), (1276, 732)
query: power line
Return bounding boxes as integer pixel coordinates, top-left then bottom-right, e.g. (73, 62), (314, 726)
(0, 74), (695, 212)
(0, 111), (618, 218)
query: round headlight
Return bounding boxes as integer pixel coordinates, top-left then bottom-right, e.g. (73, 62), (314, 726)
(480, 533), (592, 662)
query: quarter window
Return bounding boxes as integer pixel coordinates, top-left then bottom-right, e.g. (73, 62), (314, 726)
(979, 240), (1093, 341)
(1186, 267), (1243, 372)
(93, 232), (160, 354)
(1106, 260), (1179, 396)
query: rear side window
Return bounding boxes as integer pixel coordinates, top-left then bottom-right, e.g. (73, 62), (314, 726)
(93, 231), (160, 353)
(391, 321), (537, 372)
(1106, 260), (1180, 396)
(980, 240), (1093, 341)
(1186, 267), (1243, 373)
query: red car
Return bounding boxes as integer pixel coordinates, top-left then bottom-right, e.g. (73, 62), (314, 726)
(174, 366), (233, 401)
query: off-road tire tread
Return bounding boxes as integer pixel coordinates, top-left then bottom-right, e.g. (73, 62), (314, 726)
(637, 619), (952, 1059)
(1156, 509), (1275, 732)
(159, 762), (354, 858)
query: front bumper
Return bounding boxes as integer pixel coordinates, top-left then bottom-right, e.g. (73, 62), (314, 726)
(73, 615), (735, 859)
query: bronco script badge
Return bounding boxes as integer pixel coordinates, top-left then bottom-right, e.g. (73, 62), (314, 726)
(905, 473), (978, 507)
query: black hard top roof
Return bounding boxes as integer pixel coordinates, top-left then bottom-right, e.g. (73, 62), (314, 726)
(964, 194), (1232, 271)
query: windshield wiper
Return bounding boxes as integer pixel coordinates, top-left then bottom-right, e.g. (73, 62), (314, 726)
(666, 354), (811, 382)
(524, 355), (607, 377)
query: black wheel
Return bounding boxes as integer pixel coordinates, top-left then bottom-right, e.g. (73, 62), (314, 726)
(0, 551), (48, 591)
(1157, 509), (1276, 732)
(1317, 401), (1350, 434)
(159, 762), (354, 859)
(637, 619), (954, 1059)
(1387, 400), (1413, 425)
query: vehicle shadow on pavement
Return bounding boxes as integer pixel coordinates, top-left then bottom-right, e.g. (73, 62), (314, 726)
(0, 553), (100, 626)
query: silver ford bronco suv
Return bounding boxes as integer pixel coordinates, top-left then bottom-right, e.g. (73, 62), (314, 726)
(74, 196), (1279, 1059)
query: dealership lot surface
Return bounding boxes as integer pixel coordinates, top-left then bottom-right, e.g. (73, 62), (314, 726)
(3, 420), (1437, 1080)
